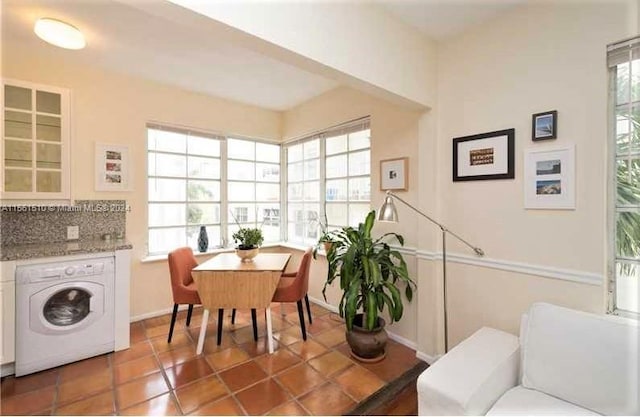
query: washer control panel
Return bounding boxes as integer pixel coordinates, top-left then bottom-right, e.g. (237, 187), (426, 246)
(16, 257), (113, 284)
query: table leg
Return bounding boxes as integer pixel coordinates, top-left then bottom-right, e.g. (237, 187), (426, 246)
(265, 306), (274, 354)
(197, 308), (209, 355)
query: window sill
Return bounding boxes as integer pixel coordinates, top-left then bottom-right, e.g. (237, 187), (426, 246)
(140, 242), (287, 263)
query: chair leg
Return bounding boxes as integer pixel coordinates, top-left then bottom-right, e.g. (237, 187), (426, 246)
(231, 309), (236, 324)
(168, 303), (179, 343)
(251, 309), (258, 341)
(296, 300), (307, 341)
(186, 304), (194, 326)
(217, 309), (224, 346)
(304, 294), (313, 324)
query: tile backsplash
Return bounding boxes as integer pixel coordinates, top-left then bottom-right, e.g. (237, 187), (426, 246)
(0, 200), (127, 246)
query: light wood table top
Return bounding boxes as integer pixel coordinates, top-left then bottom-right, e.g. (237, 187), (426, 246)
(191, 252), (291, 355)
(193, 252), (290, 272)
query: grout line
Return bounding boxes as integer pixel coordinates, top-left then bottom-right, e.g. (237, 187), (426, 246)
(107, 354), (120, 416)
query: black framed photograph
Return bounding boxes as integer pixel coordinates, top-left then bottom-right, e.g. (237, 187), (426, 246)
(453, 128), (515, 182)
(532, 110), (557, 141)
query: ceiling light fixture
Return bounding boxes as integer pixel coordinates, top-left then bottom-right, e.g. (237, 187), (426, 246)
(34, 18), (86, 50)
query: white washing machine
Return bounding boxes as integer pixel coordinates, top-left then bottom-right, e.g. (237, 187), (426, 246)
(15, 256), (115, 377)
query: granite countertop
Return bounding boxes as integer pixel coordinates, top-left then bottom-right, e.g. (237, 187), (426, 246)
(0, 239), (133, 261)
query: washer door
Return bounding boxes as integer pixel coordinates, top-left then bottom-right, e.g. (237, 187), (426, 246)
(29, 282), (105, 335)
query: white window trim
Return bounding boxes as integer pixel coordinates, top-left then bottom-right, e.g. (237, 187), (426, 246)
(284, 117), (371, 245)
(146, 125), (282, 256)
(607, 36), (640, 318)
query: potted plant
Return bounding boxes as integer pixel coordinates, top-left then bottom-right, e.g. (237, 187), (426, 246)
(310, 210), (335, 259)
(232, 227), (264, 262)
(323, 210), (416, 362)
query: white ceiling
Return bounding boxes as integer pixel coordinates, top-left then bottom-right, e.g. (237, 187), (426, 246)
(2, 0), (526, 111)
(2, 0), (339, 111)
(380, 0), (527, 40)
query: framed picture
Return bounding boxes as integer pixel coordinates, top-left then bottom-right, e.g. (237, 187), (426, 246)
(453, 128), (515, 181)
(524, 145), (575, 209)
(380, 157), (408, 191)
(532, 110), (557, 141)
(95, 143), (131, 191)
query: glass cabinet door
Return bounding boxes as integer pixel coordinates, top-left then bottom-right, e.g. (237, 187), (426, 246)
(2, 81), (69, 198)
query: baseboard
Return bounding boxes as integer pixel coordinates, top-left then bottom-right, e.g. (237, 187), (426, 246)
(129, 304), (191, 323)
(1, 362), (15, 377)
(386, 330), (417, 350)
(416, 350), (440, 365)
(307, 296), (421, 356)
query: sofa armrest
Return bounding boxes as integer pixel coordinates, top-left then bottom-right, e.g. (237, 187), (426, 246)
(417, 327), (520, 416)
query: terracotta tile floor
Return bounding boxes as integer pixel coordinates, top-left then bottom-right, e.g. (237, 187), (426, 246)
(0, 303), (421, 416)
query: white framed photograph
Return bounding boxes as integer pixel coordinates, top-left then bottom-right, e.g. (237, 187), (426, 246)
(95, 143), (132, 191)
(524, 145), (575, 209)
(380, 157), (408, 191)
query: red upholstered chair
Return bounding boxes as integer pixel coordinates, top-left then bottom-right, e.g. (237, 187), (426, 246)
(272, 248), (313, 340)
(167, 247), (202, 343)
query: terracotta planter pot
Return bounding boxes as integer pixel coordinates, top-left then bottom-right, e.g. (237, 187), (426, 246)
(322, 241), (333, 253)
(345, 313), (388, 362)
(235, 247), (259, 262)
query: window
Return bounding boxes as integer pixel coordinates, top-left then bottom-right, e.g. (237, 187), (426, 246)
(147, 127), (221, 255)
(286, 118), (371, 245)
(287, 138), (320, 245)
(147, 127), (280, 255)
(608, 37), (640, 315)
(227, 138), (281, 243)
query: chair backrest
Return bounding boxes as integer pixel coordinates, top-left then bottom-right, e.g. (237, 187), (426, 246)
(286, 248), (313, 300)
(520, 302), (639, 416)
(296, 248), (313, 294)
(168, 247), (198, 299)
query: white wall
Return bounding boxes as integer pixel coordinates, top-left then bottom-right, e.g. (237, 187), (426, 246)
(424, 0), (635, 355)
(161, 0), (437, 109)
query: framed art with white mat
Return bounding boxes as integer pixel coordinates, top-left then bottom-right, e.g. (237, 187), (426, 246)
(524, 145), (575, 209)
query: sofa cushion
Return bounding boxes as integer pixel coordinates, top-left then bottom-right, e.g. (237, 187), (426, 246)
(487, 386), (600, 416)
(521, 303), (639, 415)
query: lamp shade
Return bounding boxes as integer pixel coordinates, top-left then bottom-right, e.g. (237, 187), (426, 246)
(34, 18), (86, 50)
(378, 196), (398, 222)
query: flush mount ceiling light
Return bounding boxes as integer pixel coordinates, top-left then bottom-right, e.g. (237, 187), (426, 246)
(34, 18), (86, 50)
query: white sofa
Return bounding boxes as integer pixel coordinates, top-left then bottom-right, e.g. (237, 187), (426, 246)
(417, 303), (639, 416)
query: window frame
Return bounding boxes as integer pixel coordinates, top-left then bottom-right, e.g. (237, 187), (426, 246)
(607, 36), (640, 318)
(146, 124), (282, 255)
(284, 117), (371, 245)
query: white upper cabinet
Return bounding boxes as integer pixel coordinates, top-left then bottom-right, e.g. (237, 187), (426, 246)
(2, 79), (70, 200)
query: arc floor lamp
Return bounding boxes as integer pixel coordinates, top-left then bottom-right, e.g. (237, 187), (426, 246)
(378, 190), (484, 352)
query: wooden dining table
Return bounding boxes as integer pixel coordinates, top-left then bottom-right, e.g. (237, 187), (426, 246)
(191, 252), (291, 355)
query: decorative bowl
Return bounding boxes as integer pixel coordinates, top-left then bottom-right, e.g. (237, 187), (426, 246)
(235, 247), (259, 262)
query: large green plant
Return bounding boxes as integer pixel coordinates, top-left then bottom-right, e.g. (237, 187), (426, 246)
(323, 210), (416, 331)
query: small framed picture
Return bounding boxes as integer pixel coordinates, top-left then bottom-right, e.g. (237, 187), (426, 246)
(380, 157), (408, 191)
(532, 110), (557, 141)
(95, 143), (132, 191)
(524, 145), (575, 209)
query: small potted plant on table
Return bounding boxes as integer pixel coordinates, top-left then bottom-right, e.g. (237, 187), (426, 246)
(232, 227), (264, 262)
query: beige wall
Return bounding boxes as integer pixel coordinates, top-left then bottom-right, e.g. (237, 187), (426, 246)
(283, 86), (426, 345)
(425, 1), (635, 354)
(2, 40), (281, 317)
